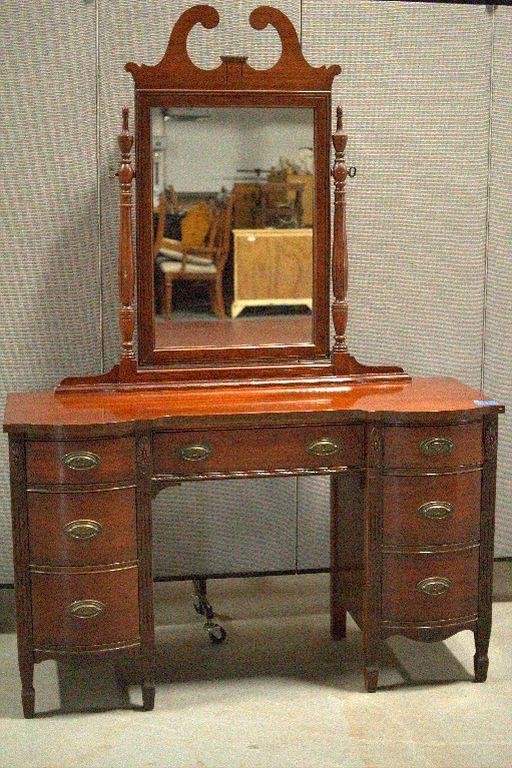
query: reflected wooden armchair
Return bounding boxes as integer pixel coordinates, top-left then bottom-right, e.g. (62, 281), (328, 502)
(155, 194), (234, 319)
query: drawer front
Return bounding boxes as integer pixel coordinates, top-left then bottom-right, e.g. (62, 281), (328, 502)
(153, 424), (363, 476)
(27, 488), (137, 567)
(26, 437), (136, 485)
(382, 548), (479, 623)
(383, 422), (482, 470)
(31, 566), (139, 649)
(382, 471), (481, 547)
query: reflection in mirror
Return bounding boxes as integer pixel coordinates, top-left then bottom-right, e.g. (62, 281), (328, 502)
(151, 107), (314, 350)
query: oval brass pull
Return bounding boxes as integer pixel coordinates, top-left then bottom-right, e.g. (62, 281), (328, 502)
(306, 437), (340, 457)
(61, 451), (101, 471)
(68, 599), (106, 619)
(416, 577), (451, 596)
(179, 443), (212, 462)
(63, 519), (102, 541)
(418, 501), (453, 521)
(419, 437), (454, 458)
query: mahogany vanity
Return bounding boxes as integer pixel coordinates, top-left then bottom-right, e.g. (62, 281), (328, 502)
(3, 5), (503, 718)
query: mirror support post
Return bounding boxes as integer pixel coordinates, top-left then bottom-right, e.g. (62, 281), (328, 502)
(331, 107), (349, 373)
(117, 107), (137, 377)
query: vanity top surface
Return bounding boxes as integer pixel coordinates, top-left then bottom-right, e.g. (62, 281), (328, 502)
(3, 377), (503, 434)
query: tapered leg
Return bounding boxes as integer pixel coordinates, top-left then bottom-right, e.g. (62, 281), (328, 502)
(142, 681), (155, 711)
(363, 631), (380, 692)
(19, 654), (35, 718)
(474, 620), (491, 683)
(330, 573), (347, 640)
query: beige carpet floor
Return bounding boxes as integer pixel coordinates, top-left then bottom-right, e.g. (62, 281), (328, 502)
(0, 563), (511, 768)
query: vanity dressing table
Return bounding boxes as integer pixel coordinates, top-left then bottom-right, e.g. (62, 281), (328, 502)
(3, 5), (503, 718)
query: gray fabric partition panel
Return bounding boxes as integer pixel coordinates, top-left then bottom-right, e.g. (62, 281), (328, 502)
(302, 0), (491, 385)
(297, 477), (331, 571)
(152, 478), (297, 578)
(484, 9), (512, 558)
(0, 3), (100, 581)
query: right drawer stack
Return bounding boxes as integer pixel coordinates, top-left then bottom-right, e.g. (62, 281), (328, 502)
(380, 421), (482, 626)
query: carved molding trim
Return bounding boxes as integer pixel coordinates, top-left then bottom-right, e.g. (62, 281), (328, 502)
(125, 5), (341, 91)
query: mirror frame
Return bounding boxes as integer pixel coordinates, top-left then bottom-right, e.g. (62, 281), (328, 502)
(58, 5), (408, 391)
(137, 90), (330, 366)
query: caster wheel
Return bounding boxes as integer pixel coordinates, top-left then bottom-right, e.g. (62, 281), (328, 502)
(208, 624), (227, 645)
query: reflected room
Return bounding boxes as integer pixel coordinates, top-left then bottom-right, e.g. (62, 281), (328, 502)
(151, 106), (315, 349)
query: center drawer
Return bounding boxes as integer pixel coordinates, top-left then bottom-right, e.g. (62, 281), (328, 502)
(153, 424), (363, 476)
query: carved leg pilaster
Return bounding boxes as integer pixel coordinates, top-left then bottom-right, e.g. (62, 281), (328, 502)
(9, 436), (36, 718)
(362, 425), (384, 693)
(136, 434), (156, 711)
(474, 414), (498, 683)
(330, 474), (347, 640)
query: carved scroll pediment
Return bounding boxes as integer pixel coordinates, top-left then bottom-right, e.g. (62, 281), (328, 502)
(125, 5), (341, 91)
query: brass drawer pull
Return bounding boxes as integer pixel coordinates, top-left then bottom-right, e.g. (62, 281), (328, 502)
(416, 577), (451, 596)
(68, 599), (106, 619)
(63, 519), (102, 541)
(419, 437), (454, 458)
(307, 437), (340, 456)
(61, 451), (101, 471)
(179, 443), (212, 462)
(417, 501), (453, 521)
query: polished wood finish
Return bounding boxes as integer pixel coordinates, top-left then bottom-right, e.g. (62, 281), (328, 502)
(381, 547), (479, 623)
(6, 378), (502, 436)
(25, 437), (136, 484)
(27, 487), (137, 567)
(3, 376), (504, 714)
(153, 424), (363, 477)
(31, 565), (139, 650)
(382, 470), (481, 547)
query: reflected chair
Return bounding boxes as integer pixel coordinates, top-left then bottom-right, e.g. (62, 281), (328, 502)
(155, 194), (234, 319)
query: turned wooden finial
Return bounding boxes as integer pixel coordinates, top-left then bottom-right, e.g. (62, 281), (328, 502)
(117, 106), (136, 376)
(331, 105), (349, 370)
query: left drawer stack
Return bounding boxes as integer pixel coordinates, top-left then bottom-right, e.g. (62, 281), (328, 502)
(25, 437), (140, 654)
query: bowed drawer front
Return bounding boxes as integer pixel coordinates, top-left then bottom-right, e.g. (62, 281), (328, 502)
(27, 487), (137, 567)
(382, 422), (482, 469)
(31, 565), (140, 650)
(26, 437), (136, 485)
(381, 548), (479, 623)
(153, 424), (364, 476)
(382, 470), (481, 547)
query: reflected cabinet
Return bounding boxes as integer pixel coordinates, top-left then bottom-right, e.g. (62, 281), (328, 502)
(3, 4), (504, 718)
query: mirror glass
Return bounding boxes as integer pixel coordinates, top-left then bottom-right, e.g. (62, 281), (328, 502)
(151, 106), (315, 350)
